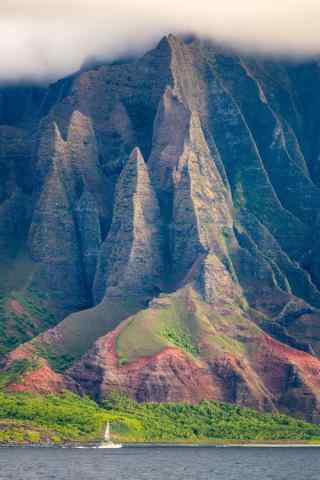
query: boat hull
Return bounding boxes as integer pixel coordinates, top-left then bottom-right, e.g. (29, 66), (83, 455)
(97, 442), (122, 449)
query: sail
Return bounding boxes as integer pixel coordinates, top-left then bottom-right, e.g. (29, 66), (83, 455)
(104, 422), (111, 442)
(98, 420), (122, 448)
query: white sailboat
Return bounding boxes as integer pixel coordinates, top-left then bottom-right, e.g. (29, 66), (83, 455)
(98, 421), (122, 449)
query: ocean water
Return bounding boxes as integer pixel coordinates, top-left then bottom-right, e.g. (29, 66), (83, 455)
(0, 446), (319, 480)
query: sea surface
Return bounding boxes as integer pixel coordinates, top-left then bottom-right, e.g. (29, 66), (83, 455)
(0, 446), (319, 480)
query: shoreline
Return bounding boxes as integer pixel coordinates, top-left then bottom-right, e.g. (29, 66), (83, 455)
(1, 441), (320, 448)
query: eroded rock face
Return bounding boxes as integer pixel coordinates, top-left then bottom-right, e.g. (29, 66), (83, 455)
(93, 147), (163, 303)
(1, 36), (320, 420)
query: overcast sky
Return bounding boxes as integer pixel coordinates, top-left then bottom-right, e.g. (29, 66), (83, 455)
(1, 0), (320, 82)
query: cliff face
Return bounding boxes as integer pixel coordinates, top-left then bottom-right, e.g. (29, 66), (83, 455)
(1, 36), (320, 420)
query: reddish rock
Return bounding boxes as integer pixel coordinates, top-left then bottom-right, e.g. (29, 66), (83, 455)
(69, 302), (320, 422)
(7, 361), (76, 395)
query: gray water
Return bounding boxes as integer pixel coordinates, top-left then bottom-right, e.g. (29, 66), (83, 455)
(0, 446), (319, 480)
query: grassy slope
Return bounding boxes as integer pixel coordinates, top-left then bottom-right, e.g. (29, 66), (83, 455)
(116, 288), (261, 364)
(32, 297), (143, 372)
(0, 291), (56, 358)
(116, 294), (199, 364)
(0, 392), (320, 445)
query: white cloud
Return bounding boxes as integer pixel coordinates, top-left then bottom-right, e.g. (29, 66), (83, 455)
(1, 0), (320, 82)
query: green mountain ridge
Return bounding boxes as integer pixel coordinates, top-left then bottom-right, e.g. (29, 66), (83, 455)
(1, 35), (320, 422)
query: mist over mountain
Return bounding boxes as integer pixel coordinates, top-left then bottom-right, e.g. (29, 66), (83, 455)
(1, 0), (320, 82)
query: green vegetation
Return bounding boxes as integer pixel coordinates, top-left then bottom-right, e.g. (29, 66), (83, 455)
(0, 391), (320, 445)
(161, 326), (199, 355)
(0, 292), (56, 358)
(116, 288), (267, 364)
(116, 294), (202, 363)
(34, 344), (76, 374)
(0, 359), (40, 389)
(0, 392), (105, 444)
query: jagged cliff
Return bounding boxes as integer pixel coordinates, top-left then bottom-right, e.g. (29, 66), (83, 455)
(1, 36), (320, 421)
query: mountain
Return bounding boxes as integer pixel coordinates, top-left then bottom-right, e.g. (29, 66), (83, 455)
(1, 35), (320, 422)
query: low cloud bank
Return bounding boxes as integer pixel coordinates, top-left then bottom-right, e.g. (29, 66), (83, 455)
(1, 0), (320, 82)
